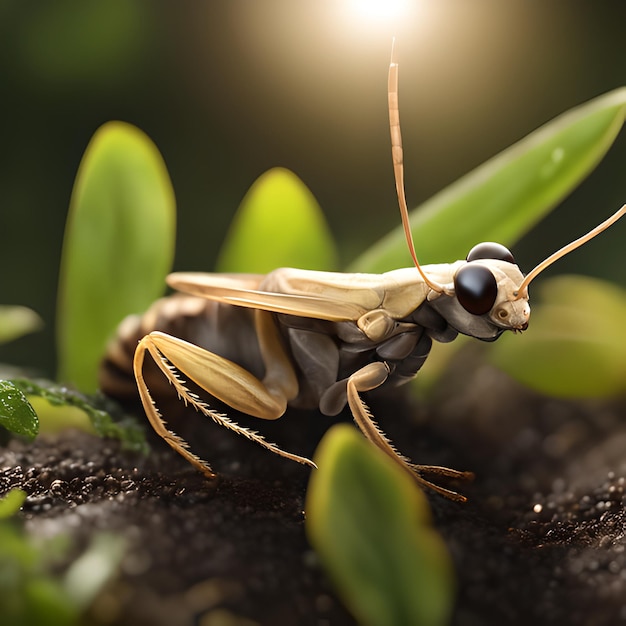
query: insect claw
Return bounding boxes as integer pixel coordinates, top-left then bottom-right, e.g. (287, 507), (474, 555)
(406, 464), (474, 502)
(414, 476), (469, 503)
(199, 466), (217, 480)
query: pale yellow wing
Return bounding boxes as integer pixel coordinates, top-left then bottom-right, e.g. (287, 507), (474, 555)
(167, 271), (371, 322)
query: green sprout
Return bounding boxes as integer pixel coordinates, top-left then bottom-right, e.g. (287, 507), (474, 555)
(216, 167), (338, 273)
(57, 121), (176, 393)
(306, 425), (455, 626)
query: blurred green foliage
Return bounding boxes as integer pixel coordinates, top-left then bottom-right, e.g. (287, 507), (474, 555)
(490, 275), (626, 397)
(216, 167), (338, 272)
(353, 88), (626, 271)
(56, 121), (175, 393)
(12, 1), (146, 86)
(0, 306), (42, 345)
(306, 425), (455, 626)
(0, 490), (124, 626)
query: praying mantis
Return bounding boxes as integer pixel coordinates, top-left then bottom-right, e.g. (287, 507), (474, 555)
(101, 45), (625, 501)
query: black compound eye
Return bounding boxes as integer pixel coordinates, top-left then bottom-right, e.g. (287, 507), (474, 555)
(466, 242), (515, 264)
(454, 264), (498, 315)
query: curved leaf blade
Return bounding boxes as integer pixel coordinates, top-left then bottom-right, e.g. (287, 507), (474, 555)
(489, 276), (626, 397)
(0, 380), (38, 440)
(352, 88), (626, 272)
(57, 121), (176, 392)
(306, 424), (454, 626)
(216, 167), (338, 273)
(0, 306), (43, 345)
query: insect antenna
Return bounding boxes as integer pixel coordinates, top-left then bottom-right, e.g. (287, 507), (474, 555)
(513, 203), (626, 299)
(388, 39), (444, 293)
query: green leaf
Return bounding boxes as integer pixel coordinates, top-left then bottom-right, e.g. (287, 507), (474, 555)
(0, 380), (39, 440)
(19, 578), (79, 626)
(0, 306), (43, 344)
(306, 424), (454, 626)
(0, 489), (27, 520)
(9, 378), (148, 453)
(27, 397), (96, 436)
(216, 167), (338, 273)
(57, 121), (176, 392)
(0, 502), (119, 626)
(351, 88), (626, 272)
(489, 275), (626, 397)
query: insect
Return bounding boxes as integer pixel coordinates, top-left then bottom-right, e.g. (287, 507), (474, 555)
(101, 45), (625, 501)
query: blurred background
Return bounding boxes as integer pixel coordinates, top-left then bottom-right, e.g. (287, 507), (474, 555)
(1, 0), (625, 377)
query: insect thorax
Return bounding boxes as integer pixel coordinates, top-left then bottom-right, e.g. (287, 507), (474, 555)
(275, 300), (459, 416)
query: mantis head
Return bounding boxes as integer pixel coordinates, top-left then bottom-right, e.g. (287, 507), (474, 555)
(388, 39), (626, 336)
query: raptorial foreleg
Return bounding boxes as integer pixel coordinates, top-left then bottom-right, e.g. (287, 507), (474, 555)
(133, 331), (315, 478)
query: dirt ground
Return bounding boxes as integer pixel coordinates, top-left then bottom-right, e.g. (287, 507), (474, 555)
(1, 354), (626, 626)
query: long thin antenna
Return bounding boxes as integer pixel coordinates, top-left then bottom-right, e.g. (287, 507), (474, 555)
(388, 39), (444, 293)
(514, 204), (626, 299)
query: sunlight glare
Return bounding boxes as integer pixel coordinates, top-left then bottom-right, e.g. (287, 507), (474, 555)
(350, 0), (412, 21)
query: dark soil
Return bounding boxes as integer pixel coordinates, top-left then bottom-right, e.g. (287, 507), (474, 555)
(2, 351), (626, 626)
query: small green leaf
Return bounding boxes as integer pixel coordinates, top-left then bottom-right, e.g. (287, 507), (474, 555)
(0, 380), (39, 440)
(9, 378), (147, 453)
(489, 275), (626, 397)
(0, 489), (27, 519)
(352, 88), (626, 272)
(216, 167), (338, 273)
(27, 397), (96, 436)
(57, 121), (176, 392)
(0, 306), (43, 344)
(306, 424), (454, 626)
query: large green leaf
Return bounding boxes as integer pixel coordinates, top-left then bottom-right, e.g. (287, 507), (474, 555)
(489, 275), (626, 397)
(351, 88), (626, 272)
(216, 167), (338, 273)
(57, 121), (176, 392)
(306, 424), (454, 626)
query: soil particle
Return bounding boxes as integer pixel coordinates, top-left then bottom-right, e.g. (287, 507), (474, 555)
(2, 357), (626, 625)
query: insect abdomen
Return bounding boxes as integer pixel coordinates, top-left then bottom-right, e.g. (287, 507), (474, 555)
(99, 294), (263, 405)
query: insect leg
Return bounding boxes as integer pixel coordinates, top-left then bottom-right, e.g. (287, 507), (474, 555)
(133, 330), (316, 478)
(346, 362), (472, 501)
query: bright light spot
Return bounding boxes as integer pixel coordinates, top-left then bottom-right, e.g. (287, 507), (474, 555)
(350, 0), (412, 21)
(533, 503), (543, 514)
(337, 0), (427, 43)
